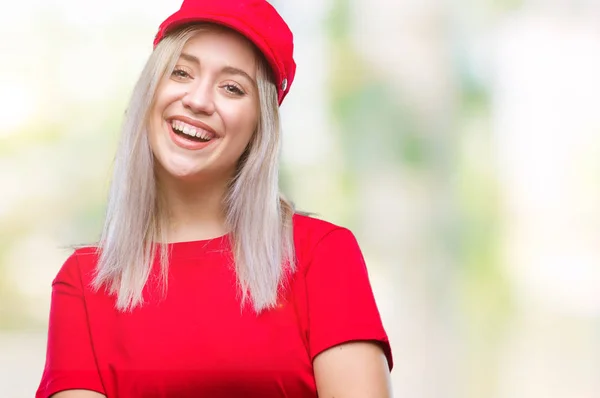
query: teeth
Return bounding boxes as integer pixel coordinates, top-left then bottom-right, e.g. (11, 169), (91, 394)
(195, 131), (210, 140)
(171, 120), (213, 140)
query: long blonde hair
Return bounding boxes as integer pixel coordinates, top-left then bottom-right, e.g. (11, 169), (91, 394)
(92, 24), (296, 313)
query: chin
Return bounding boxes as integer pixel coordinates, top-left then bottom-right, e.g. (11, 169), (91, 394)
(155, 151), (239, 184)
(167, 168), (207, 182)
(154, 158), (201, 181)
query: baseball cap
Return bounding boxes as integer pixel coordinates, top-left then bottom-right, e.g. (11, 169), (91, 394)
(153, 0), (296, 104)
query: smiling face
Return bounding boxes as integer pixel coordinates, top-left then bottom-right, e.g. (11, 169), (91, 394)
(148, 26), (260, 184)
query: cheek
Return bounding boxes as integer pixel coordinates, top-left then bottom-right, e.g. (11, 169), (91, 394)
(147, 107), (162, 152)
(148, 88), (180, 146)
(224, 106), (259, 149)
(152, 82), (183, 119)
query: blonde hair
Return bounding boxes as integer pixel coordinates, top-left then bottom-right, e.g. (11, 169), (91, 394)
(92, 24), (296, 313)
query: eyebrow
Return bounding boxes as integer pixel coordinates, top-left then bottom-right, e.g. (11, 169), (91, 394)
(179, 52), (256, 85)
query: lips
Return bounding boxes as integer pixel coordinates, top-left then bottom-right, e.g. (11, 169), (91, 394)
(171, 120), (213, 141)
(169, 117), (217, 142)
(166, 116), (218, 150)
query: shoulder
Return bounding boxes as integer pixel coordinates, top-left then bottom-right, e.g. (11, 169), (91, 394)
(53, 246), (100, 290)
(292, 213), (361, 268)
(292, 212), (350, 244)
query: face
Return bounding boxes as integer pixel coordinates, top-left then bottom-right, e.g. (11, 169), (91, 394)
(148, 27), (260, 184)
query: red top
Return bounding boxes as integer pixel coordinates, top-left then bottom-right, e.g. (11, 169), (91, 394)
(36, 214), (393, 398)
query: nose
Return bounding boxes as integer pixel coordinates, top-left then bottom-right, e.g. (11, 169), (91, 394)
(181, 80), (216, 115)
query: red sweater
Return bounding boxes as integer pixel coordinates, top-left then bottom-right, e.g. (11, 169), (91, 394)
(36, 214), (392, 397)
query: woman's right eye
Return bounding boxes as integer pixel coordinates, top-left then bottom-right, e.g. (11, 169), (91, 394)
(171, 68), (191, 79)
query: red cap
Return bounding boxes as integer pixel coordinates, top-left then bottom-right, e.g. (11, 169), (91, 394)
(153, 0), (296, 105)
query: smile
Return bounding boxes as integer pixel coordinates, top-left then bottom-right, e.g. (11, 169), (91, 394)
(171, 120), (216, 142)
(167, 118), (218, 151)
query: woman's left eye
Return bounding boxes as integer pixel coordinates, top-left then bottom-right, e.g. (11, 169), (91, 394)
(224, 84), (245, 96)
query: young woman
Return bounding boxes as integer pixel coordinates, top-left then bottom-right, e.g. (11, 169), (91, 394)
(36, 0), (393, 397)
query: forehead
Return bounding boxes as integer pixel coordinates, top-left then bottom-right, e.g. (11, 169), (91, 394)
(180, 28), (258, 75)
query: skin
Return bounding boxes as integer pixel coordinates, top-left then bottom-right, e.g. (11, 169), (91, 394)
(51, 391), (105, 398)
(147, 27), (260, 243)
(50, 27), (392, 398)
(313, 341), (393, 398)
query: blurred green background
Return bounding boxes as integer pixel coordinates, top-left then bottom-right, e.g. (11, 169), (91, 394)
(2, 0), (600, 396)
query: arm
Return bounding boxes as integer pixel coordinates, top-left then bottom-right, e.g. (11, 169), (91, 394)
(314, 341), (392, 398)
(304, 227), (394, 396)
(36, 252), (106, 398)
(52, 391), (106, 398)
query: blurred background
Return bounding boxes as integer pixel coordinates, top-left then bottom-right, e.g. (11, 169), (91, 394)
(2, 0), (600, 396)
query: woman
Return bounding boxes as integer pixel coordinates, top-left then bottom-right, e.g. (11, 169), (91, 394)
(36, 0), (393, 397)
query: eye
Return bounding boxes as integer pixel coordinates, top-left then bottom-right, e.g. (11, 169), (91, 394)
(223, 83), (245, 96)
(171, 67), (192, 80)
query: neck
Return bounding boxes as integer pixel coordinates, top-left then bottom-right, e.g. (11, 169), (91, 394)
(157, 173), (232, 243)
